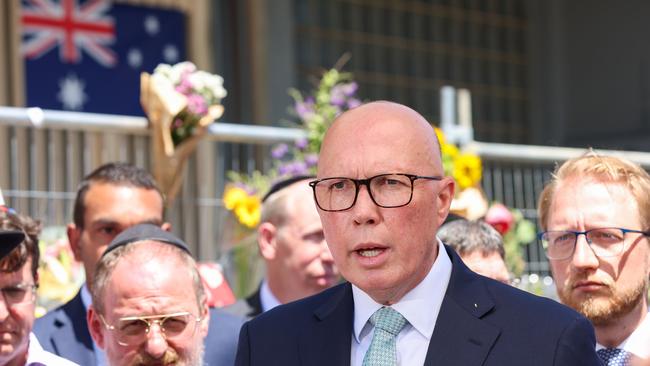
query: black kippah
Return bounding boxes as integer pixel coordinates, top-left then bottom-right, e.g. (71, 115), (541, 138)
(262, 175), (315, 202)
(0, 230), (25, 259)
(102, 223), (191, 258)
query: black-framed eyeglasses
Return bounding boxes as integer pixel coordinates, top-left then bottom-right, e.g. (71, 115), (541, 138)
(309, 173), (443, 212)
(99, 311), (203, 346)
(538, 227), (650, 260)
(0, 283), (37, 306)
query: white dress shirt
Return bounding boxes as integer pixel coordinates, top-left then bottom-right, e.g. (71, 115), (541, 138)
(596, 310), (650, 359)
(27, 333), (79, 365)
(351, 239), (452, 366)
(259, 280), (282, 313)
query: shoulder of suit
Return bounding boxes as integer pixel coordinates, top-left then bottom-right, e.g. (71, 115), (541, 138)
(481, 276), (582, 320)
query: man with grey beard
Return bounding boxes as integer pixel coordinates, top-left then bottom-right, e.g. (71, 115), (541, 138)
(87, 224), (209, 366)
(538, 151), (650, 365)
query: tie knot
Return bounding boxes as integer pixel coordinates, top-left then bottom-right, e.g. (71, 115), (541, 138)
(369, 307), (408, 336)
(597, 348), (631, 366)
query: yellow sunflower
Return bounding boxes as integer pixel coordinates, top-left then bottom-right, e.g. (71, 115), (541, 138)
(223, 186), (249, 210)
(234, 195), (261, 228)
(453, 153), (482, 190)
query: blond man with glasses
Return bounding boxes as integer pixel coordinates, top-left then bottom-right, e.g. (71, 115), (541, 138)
(87, 224), (209, 366)
(538, 151), (650, 365)
(0, 211), (77, 365)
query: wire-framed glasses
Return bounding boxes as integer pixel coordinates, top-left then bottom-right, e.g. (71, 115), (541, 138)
(309, 173), (442, 212)
(0, 283), (37, 306)
(538, 227), (650, 260)
(99, 311), (203, 346)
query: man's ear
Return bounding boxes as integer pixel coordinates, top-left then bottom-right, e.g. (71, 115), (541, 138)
(436, 177), (456, 225)
(199, 301), (210, 338)
(67, 223), (83, 262)
(161, 222), (172, 232)
(258, 222), (278, 261)
(87, 306), (106, 349)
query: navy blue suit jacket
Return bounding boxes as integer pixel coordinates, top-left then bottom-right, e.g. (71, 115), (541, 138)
(34, 290), (245, 366)
(235, 245), (602, 366)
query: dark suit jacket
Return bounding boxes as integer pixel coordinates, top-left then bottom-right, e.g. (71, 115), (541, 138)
(34, 289), (245, 366)
(223, 286), (263, 319)
(235, 245), (602, 366)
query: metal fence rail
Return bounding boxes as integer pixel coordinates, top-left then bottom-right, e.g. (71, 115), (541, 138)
(2, 106), (650, 277)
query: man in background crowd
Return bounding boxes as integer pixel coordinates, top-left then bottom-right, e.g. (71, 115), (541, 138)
(538, 152), (650, 364)
(88, 224), (208, 366)
(438, 219), (511, 284)
(34, 162), (242, 365)
(225, 176), (339, 318)
(0, 211), (77, 365)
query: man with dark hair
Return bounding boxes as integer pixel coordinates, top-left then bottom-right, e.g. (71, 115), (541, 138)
(34, 162), (243, 366)
(438, 219), (511, 284)
(225, 176), (339, 318)
(0, 211), (77, 365)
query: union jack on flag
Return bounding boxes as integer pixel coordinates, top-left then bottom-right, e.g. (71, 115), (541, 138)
(21, 0), (186, 116)
(22, 0), (117, 67)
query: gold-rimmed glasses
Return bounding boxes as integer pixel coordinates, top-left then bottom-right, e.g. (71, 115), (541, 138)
(99, 311), (203, 346)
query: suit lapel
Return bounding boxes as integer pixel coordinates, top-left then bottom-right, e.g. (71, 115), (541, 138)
(53, 291), (96, 366)
(424, 246), (500, 366)
(298, 283), (354, 366)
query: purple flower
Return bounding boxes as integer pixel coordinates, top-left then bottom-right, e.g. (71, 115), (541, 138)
(172, 118), (184, 129)
(271, 144), (289, 159)
(175, 71), (193, 95)
(295, 138), (308, 151)
(186, 94), (208, 115)
(341, 82), (358, 97)
(290, 161), (308, 175)
(278, 163), (291, 176)
(330, 82), (359, 107)
(304, 154), (319, 167)
(330, 85), (346, 107)
(295, 97), (315, 120)
(347, 98), (361, 109)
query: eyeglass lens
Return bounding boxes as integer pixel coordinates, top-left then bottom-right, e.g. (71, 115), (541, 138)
(313, 174), (415, 211)
(541, 228), (629, 259)
(0, 284), (35, 305)
(116, 313), (195, 345)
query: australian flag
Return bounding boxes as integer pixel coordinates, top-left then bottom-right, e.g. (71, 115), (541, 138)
(21, 0), (186, 116)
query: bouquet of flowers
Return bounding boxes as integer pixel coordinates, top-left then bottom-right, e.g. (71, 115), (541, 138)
(435, 128), (487, 220)
(224, 67), (360, 229)
(222, 66), (360, 296)
(141, 61), (226, 203)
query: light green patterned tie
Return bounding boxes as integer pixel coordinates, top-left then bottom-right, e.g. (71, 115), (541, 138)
(362, 307), (408, 366)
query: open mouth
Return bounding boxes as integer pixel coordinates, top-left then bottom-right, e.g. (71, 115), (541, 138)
(358, 248), (383, 257)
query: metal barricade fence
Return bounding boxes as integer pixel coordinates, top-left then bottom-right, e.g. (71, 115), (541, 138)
(3, 106), (650, 279)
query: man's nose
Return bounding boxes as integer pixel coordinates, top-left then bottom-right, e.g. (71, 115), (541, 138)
(571, 234), (599, 270)
(320, 241), (334, 263)
(143, 323), (168, 359)
(351, 185), (379, 225)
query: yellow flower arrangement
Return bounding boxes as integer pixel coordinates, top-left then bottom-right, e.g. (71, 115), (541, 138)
(223, 186), (261, 228)
(436, 128), (482, 190)
(453, 153), (482, 190)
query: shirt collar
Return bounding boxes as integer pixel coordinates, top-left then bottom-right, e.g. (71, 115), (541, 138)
(80, 283), (92, 309)
(260, 280), (282, 312)
(352, 238), (452, 343)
